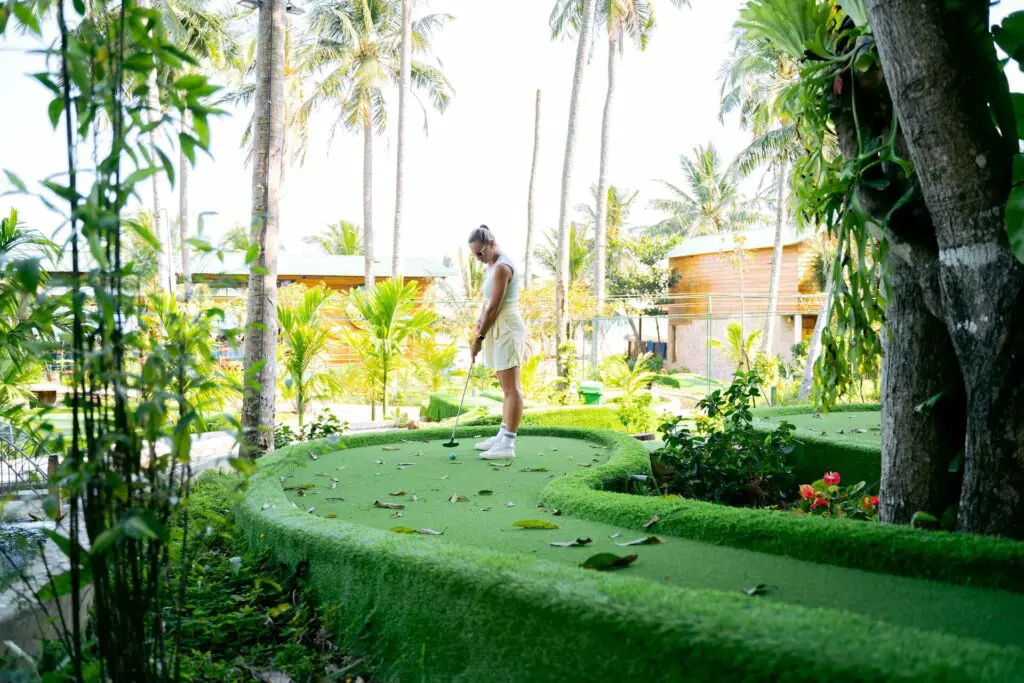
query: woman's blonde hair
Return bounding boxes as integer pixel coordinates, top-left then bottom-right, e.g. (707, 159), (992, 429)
(468, 225), (495, 245)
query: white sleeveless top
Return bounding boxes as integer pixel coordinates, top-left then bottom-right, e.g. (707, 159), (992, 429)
(481, 253), (519, 304)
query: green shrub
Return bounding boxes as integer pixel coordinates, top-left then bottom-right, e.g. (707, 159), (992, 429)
(466, 405), (633, 432)
(655, 372), (796, 507)
(423, 391), (502, 422)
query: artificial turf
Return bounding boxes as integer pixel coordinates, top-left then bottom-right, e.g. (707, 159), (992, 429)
(755, 409), (882, 448)
(280, 433), (1024, 649)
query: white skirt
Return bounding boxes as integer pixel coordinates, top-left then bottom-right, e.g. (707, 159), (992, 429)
(484, 303), (526, 372)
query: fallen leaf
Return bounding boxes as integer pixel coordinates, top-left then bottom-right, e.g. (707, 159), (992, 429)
(376, 459), (385, 465)
(616, 536), (666, 546)
(440, 474), (450, 480)
(480, 507), (492, 511)
(520, 467), (549, 473)
(536, 502), (545, 508)
(389, 511), (402, 519)
(512, 519), (559, 529)
(418, 528), (444, 536)
(506, 501), (515, 507)
(581, 553), (638, 571)
(578, 463), (592, 468)
(550, 538), (592, 548)
(390, 527), (417, 534)
(330, 481), (338, 490)
(325, 496), (345, 501)
(478, 490), (494, 496)
(398, 462), (415, 466)
(389, 491), (407, 496)
(744, 583), (767, 597)
(307, 451), (318, 461)
(609, 531), (622, 540)
(305, 506), (315, 514)
(491, 462), (513, 469)
(284, 483), (315, 492)
(852, 428), (867, 434)
(382, 446), (400, 451)
(373, 500), (405, 510)
(325, 513), (337, 519)
(449, 494), (469, 503)
(261, 503), (274, 511)
(411, 494), (419, 502)
(552, 509), (562, 516)
(642, 514), (661, 530)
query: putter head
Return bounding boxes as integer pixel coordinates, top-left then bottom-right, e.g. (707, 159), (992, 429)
(442, 439), (459, 448)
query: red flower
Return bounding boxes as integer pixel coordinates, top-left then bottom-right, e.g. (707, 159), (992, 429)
(866, 495), (879, 508)
(811, 498), (830, 510)
(799, 484), (816, 500)
(823, 471), (841, 486)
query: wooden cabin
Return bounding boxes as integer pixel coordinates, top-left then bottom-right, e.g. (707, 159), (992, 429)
(665, 229), (824, 379)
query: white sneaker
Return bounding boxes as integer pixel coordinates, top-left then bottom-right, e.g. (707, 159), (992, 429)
(475, 430), (503, 451)
(480, 440), (516, 460)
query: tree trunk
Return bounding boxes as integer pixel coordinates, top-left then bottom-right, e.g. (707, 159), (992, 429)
(363, 118), (375, 289)
(761, 158), (786, 354)
(179, 112), (193, 304)
(866, 0), (1024, 537)
(879, 252), (964, 524)
(798, 285), (832, 401)
(241, 0), (285, 457)
(737, 248), (748, 371)
(554, 0), (597, 376)
(382, 363), (389, 417)
(594, 34), (616, 314)
(391, 0), (411, 281)
(524, 89), (541, 289)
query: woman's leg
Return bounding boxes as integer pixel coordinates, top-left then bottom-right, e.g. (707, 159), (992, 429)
(496, 366), (523, 433)
(495, 369), (510, 432)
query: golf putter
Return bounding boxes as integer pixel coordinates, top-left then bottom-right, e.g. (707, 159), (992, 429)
(443, 357), (475, 448)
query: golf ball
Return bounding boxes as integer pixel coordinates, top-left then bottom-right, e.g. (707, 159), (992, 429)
(449, 452), (457, 460)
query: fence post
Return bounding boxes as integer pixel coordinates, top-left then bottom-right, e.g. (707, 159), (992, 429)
(48, 453), (60, 515)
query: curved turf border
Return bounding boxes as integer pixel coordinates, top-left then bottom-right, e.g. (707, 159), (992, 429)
(538, 428), (1024, 593)
(238, 427), (1024, 682)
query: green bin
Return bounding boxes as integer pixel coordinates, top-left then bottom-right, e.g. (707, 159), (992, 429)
(579, 381), (603, 405)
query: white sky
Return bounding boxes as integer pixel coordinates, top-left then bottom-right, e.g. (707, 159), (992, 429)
(1, 1), (1020, 270)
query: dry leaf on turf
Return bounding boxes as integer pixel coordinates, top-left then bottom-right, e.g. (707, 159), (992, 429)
(389, 491), (407, 496)
(418, 528), (444, 536)
(411, 494), (419, 502)
(330, 481), (338, 490)
(552, 509), (561, 516)
(399, 462), (415, 466)
(609, 532), (622, 540)
(305, 507), (315, 514)
(616, 536), (666, 546)
(520, 467), (549, 473)
(550, 538), (592, 548)
(390, 527), (417, 534)
(376, 459), (385, 465)
(373, 500), (405, 510)
(382, 446), (400, 451)
(284, 483), (314, 492)
(325, 513), (337, 519)
(506, 501), (515, 507)
(513, 519), (559, 529)
(642, 514), (661, 530)
(581, 553), (638, 571)
(478, 490), (494, 495)
(449, 494), (469, 503)
(852, 428), (867, 434)
(389, 511), (402, 519)
(744, 584), (767, 596)
(325, 496), (344, 501)
(307, 451), (318, 461)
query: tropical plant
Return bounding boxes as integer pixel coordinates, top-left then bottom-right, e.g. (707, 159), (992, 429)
(602, 352), (656, 398)
(345, 279), (435, 416)
(458, 247), (485, 299)
(550, 0), (598, 377)
(537, 222), (593, 284)
(796, 470), (879, 521)
(277, 285), (342, 428)
(650, 143), (769, 237)
(220, 224), (251, 251)
(304, 220), (364, 255)
(655, 372), (796, 507)
(300, 0), (453, 289)
(410, 334), (458, 393)
(712, 321), (762, 373)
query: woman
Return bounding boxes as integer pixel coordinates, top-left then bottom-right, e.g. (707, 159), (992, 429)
(468, 225), (525, 459)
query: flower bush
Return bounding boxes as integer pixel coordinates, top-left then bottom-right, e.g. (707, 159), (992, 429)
(796, 471), (879, 521)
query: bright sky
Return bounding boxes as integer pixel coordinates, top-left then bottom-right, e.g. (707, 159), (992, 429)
(1, 1), (1020, 270)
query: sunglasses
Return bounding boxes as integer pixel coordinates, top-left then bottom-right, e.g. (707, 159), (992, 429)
(473, 246), (487, 258)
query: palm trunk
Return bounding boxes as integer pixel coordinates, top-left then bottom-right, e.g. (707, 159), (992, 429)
(761, 158), (786, 354)
(737, 249), (748, 371)
(140, 53), (170, 295)
(382, 362), (389, 417)
(798, 287), (831, 401)
(179, 112), (193, 304)
(594, 33), (616, 314)
(392, 0), (411, 280)
(363, 118), (375, 289)
(241, 0), (285, 457)
(867, 0), (1024, 536)
(555, 0), (597, 376)
(524, 89), (541, 289)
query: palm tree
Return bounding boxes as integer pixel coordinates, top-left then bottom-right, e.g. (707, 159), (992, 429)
(392, 0), (412, 279)
(550, 0), (598, 376)
(458, 248), (485, 300)
(720, 33), (800, 355)
(345, 279), (435, 417)
(300, 0), (453, 290)
(524, 89), (542, 289)
(241, 0), (286, 457)
(304, 220), (364, 255)
(410, 334), (457, 392)
(537, 222), (593, 284)
(278, 285), (342, 428)
(711, 322), (762, 373)
(220, 224), (250, 251)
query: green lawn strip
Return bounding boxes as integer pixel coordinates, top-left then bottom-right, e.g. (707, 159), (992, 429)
(241, 434), (1024, 682)
(466, 405), (630, 432)
(653, 373), (723, 393)
(751, 409), (883, 486)
(423, 392), (503, 422)
(541, 428), (1024, 593)
(266, 430), (1024, 648)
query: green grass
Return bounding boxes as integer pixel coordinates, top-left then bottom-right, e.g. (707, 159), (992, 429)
(653, 372), (723, 393)
(423, 392), (502, 422)
(239, 427), (1024, 682)
(270, 433), (1024, 648)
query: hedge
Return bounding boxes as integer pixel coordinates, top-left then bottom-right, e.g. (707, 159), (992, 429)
(467, 405), (630, 432)
(239, 427), (1024, 682)
(422, 392), (502, 422)
(539, 429), (1024, 594)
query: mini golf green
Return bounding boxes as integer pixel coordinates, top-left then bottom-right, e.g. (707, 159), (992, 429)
(280, 432), (1024, 649)
(755, 410), (882, 448)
